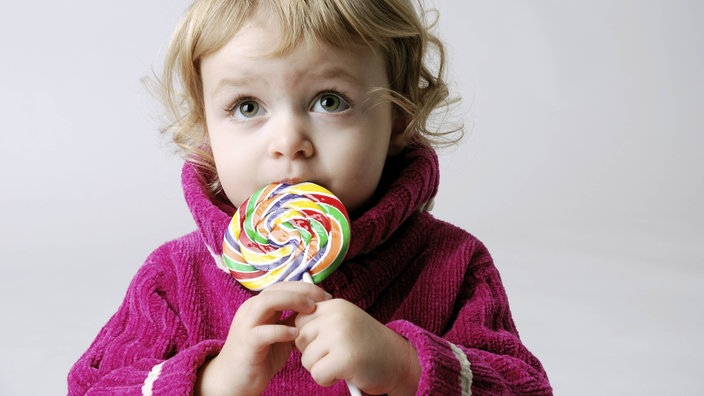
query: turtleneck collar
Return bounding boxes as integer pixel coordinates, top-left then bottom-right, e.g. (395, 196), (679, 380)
(182, 143), (439, 267)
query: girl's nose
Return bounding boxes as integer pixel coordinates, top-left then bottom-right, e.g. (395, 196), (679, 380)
(268, 114), (314, 159)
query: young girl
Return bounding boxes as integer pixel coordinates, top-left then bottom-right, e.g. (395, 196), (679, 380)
(69, 1), (552, 395)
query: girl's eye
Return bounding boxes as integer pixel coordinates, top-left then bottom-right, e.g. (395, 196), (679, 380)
(311, 93), (350, 113)
(231, 99), (264, 119)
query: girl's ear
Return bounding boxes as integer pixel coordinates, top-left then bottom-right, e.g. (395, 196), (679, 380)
(388, 113), (408, 156)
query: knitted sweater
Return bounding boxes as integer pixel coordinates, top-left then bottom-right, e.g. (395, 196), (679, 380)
(68, 145), (552, 395)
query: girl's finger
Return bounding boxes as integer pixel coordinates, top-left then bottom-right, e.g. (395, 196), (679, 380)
(308, 351), (345, 387)
(244, 289), (317, 324)
(248, 324), (299, 348)
(293, 305), (320, 329)
(262, 281), (332, 301)
(293, 318), (319, 353)
(298, 332), (331, 373)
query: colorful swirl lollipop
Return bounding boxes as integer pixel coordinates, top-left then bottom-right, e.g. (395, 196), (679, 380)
(222, 182), (351, 291)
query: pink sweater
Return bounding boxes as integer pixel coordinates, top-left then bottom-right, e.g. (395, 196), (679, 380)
(68, 145), (551, 395)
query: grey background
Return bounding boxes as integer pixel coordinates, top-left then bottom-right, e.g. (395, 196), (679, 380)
(1, 1), (702, 394)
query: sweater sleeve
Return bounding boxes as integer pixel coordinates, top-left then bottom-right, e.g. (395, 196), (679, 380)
(67, 246), (223, 395)
(388, 245), (552, 395)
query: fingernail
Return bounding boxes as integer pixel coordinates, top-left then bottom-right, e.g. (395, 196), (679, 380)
(324, 291), (333, 300)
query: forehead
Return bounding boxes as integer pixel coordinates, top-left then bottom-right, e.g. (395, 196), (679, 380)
(200, 18), (388, 94)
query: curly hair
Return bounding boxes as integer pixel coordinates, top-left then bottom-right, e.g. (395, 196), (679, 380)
(158, 0), (462, 192)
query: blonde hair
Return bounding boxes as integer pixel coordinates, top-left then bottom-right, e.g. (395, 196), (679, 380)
(159, 0), (461, 187)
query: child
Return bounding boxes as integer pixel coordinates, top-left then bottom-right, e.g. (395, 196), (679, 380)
(68, 0), (552, 395)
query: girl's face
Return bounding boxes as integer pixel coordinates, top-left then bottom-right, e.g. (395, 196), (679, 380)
(200, 11), (395, 215)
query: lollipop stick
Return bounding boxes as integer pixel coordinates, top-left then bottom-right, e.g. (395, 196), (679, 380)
(346, 382), (362, 396)
(302, 271), (314, 284)
(301, 272), (362, 396)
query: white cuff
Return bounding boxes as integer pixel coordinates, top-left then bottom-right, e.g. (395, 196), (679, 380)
(450, 343), (472, 395)
(141, 362), (164, 396)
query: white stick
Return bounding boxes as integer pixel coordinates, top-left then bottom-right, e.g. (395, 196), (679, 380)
(302, 271), (314, 284)
(346, 381), (363, 396)
(302, 272), (362, 396)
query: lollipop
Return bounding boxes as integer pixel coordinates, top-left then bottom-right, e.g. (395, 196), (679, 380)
(222, 182), (351, 291)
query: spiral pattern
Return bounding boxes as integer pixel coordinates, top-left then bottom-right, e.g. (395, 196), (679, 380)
(222, 182), (351, 291)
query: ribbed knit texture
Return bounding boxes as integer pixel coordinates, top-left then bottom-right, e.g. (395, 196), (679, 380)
(68, 144), (551, 395)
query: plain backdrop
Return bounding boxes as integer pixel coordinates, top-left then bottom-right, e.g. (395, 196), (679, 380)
(1, 1), (702, 395)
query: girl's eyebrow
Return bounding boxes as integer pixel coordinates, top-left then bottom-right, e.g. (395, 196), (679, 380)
(306, 66), (366, 87)
(211, 74), (267, 96)
(209, 64), (368, 99)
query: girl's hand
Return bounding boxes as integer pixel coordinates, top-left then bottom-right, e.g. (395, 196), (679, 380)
(196, 281), (332, 396)
(294, 299), (421, 396)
